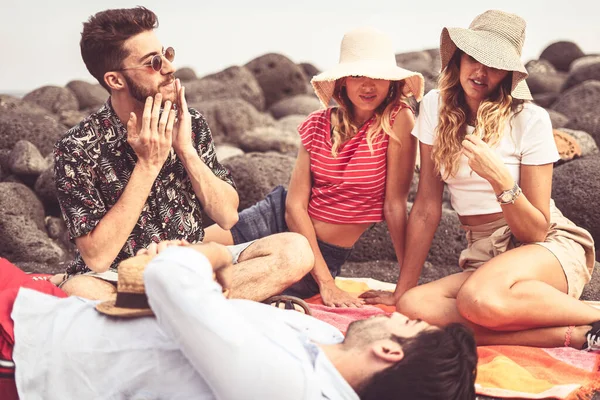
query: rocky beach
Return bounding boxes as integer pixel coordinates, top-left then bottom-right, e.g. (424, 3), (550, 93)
(1, 39), (600, 400)
(1, 40), (598, 295)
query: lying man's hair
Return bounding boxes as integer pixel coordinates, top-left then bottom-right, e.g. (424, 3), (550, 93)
(362, 323), (477, 400)
(80, 7), (158, 91)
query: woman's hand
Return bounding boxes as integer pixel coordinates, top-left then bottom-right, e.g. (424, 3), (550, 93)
(320, 282), (364, 308)
(359, 290), (398, 306)
(462, 134), (514, 191)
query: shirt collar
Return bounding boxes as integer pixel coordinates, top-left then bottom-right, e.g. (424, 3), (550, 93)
(314, 350), (360, 400)
(103, 98), (128, 142)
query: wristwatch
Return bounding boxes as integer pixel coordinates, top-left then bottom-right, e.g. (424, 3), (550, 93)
(496, 182), (522, 205)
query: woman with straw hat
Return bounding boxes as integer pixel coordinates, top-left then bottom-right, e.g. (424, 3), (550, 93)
(205, 27), (424, 307)
(363, 10), (599, 349)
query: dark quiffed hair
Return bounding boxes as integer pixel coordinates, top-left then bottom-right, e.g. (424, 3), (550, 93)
(361, 323), (478, 400)
(80, 7), (158, 91)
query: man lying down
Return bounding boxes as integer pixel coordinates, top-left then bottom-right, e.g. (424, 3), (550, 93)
(10, 241), (477, 400)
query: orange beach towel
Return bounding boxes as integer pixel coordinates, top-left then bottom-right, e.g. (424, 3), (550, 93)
(309, 277), (600, 399)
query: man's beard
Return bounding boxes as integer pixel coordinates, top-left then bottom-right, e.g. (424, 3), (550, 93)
(123, 73), (175, 104)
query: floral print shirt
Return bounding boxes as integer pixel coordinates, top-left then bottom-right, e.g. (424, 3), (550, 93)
(54, 100), (235, 276)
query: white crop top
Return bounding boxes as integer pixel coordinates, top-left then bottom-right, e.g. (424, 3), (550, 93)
(412, 90), (560, 216)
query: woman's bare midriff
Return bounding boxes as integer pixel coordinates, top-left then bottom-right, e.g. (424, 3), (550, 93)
(458, 211), (504, 227)
(311, 218), (373, 248)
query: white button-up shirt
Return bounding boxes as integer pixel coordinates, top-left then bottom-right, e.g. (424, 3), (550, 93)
(12, 247), (359, 400)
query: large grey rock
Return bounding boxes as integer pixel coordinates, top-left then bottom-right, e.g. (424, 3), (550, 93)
(0, 97), (66, 154)
(45, 216), (76, 257)
(238, 126), (300, 154)
(525, 59), (557, 74)
(0, 182), (46, 230)
(581, 262), (600, 301)
(192, 98), (274, 146)
(34, 165), (58, 207)
(396, 51), (437, 80)
(552, 155), (600, 255)
(23, 85), (79, 114)
(276, 114), (305, 133)
(547, 109), (569, 128)
(558, 128), (599, 157)
(66, 80), (108, 110)
(202, 66), (266, 111)
(173, 67), (197, 82)
(540, 41), (585, 72)
(215, 144), (244, 162)
(350, 204), (467, 269)
(299, 62), (320, 80)
(59, 110), (88, 128)
(187, 75), (265, 112)
(552, 81), (600, 145)
(245, 53), (308, 108)
(563, 56), (600, 91)
(8, 140), (47, 176)
(223, 152), (295, 210)
(0, 215), (65, 265)
(526, 70), (566, 94)
(268, 95), (321, 119)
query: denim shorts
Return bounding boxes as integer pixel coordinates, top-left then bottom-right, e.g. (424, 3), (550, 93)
(230, 185), (353, 298)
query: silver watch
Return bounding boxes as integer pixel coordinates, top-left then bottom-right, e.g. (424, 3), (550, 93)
(496, 182), (522, 205)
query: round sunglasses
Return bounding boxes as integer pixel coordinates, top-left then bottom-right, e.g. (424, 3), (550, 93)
(118, 47), (175, 72)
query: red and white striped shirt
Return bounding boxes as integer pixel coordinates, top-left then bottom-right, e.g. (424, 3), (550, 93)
(298, 104), (408, 224)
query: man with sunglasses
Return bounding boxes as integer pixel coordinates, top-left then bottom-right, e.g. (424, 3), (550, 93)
(53, 7), (313, 301)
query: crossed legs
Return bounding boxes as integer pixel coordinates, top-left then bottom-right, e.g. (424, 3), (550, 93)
(398, 244), (600, 348)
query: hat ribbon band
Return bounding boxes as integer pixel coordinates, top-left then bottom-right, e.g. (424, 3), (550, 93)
(115, 292), (149, 309)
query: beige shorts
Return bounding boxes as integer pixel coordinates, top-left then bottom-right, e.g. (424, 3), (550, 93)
(458, 200), (596, 299)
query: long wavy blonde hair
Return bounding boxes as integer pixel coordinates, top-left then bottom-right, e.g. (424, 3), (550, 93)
(432, 51), (524, 179)
(330, 78), (408, 157)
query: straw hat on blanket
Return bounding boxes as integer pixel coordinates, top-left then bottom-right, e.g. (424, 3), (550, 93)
(311, 26), (425, 108)
(96, 255), (155, 318)
(439, 9), (533, 100)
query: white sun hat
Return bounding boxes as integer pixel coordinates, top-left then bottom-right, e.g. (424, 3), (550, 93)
(310, 26), (425, 108)
(440, 9), (533, 100)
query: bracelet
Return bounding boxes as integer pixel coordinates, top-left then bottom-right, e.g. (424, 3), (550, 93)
(564, 325), (575, 347)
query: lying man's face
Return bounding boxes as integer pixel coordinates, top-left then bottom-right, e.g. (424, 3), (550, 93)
(345, 312), (434, 345)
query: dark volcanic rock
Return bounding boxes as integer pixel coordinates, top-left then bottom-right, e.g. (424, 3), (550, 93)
(34, 165), (58, 208)
(223, 152), (295, 210)
(0, 215), (65, 265)
(299, 62), (320, 80)
(350, 204), (467, 270)
(558, 128), (599, 157)
(563, 56), (600, 91)
(547, 109), (569, 128)
(0, 182), (46, 230)
(23, 85), (79, 114)
(581, 262), (600, 301)
(8, 140), (48, 176)
(66, 80), (108, 110)
(0, 97), (66, 155)
(268, 95), (321, 119)
(526, 70), (566, 95)
(238, 126), (300, 155)
(552, 155), (600, 255)
(202, 66), (266, 111)
(552, 81), (600, 146)
(245, 53), (308, 108)
(173, 67), (197, 82)
(191, 98), (274, 146)
(540, 41), (585, 72)
(525, 59), (557, 74)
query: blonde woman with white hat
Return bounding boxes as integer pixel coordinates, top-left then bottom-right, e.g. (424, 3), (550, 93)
(205, 27), (424, 307)
(365, 10), (598, 349)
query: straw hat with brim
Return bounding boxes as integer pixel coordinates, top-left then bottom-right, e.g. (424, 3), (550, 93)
(311, 27), (425, 109)
(96, 254), (155, 318)
(440, 9), (532, 100)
